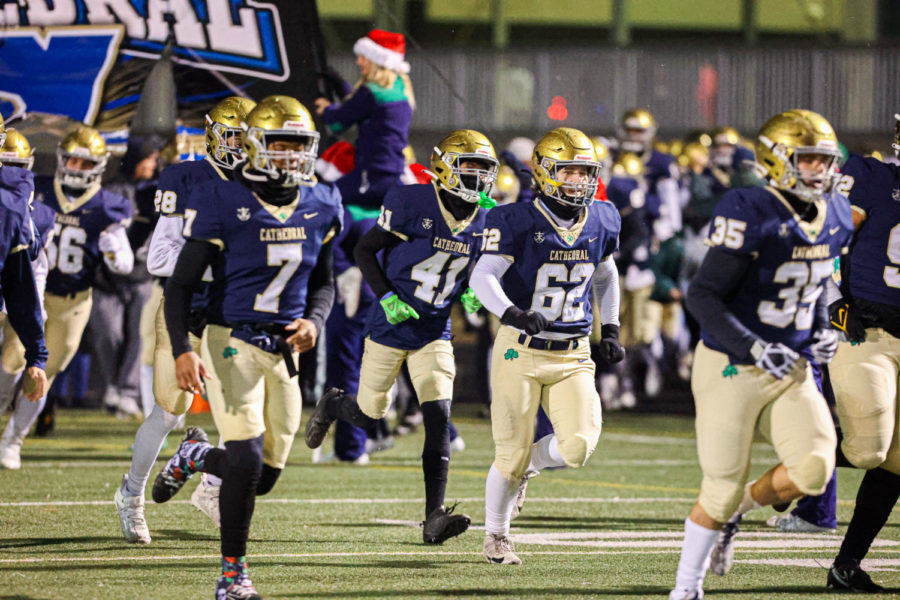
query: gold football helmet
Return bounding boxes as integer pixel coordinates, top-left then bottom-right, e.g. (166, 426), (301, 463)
(56, 124), (108, 188)
(0, 110), (5, 150)
(243, 97), (319, 187)
(679, 142), (710, 172)
(430, 129), (499, 203)
(618, 108), (657, 154)
(491, 165), (520, 205)
(711, 126), (741, 168)
(0, 128), (35, 170)
(755, 110), (841, 202)
(206, 96), (256, 170)
(592, 136), (613, 185)
(612, 152), (645, 179)
(532, 127), (601, 207)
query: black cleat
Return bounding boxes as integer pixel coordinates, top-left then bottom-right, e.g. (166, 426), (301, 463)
(304, 388), (341, 449)
(422, 503), (471, 544)
(772, 501), (791, 513)
(827, 560), (885, 593)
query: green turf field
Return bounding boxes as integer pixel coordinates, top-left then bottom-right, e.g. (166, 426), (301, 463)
(1, 407), (896, 599)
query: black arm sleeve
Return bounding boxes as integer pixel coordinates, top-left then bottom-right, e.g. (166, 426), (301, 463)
(2, 249), (47, 369)
(353, 227), (401, 300)
(685, 247), (760, 362)
(164, 240), (218, 358)
(303, 238), (335, 335)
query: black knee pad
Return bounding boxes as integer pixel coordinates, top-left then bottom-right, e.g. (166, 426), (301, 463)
(225, 435), (264, 474)
(422, 399), (451, 452)
(256, 465), (282, 496)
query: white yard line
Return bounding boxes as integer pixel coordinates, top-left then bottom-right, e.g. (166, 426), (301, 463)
(738, 558), (900, 572)
(0, 496), (699, 508)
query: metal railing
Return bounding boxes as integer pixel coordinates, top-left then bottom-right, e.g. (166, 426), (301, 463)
(332, 46), (900, 137)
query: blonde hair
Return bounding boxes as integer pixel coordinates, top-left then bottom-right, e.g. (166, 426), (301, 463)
(352, 63), (416, 111)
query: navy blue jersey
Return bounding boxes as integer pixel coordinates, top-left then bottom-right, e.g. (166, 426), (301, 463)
(185, 179), (342, 325)
(31, 201), (56, 257)
(155, 157), (227, 218)
(837, 154), (900, 308)
(34, 176), (132, 296)
(0, 166), (35, 254)
(700, 186), (854, 362)
(155, 158), (230, 313)
(482, 198), (621, 338)
(365, 184), (486, 350)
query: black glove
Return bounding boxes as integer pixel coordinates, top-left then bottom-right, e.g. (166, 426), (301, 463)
(599, 324), (626, 364)
(500, 306), (549, 336)
(829, 299), (866, 344)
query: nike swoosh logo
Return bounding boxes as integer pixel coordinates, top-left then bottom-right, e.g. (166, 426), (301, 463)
(829, 226), (841, 235)
(589, 237), (598, 243)
(472, 233), (484, 237)
(304, 212), (318, 219)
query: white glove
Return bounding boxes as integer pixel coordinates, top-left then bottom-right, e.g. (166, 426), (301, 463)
(98, 230), (123, 254)
(809, 329), (839, 364)
(750, 341), (799, 379)
(336, 266), (363, 318)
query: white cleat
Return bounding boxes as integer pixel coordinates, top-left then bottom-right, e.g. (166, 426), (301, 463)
(114, 475), (151, 544)
(483, 533), (522, 565)
(766, 513), (836, 534)
(669, 587), (703, 600)
(710, 512), (742, 576)
(0, 438), (22, 470)
(510, 470), (540, 520)
(449, 436), (466, 454)
(191, 474), (221, 529)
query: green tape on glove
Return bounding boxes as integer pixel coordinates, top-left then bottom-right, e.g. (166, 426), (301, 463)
(380, 292), (420, 325)
(460, 287), (482, 314)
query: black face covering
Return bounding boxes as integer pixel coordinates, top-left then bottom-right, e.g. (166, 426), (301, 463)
(438, 189), (477, 221)
(781, 188), (819, 223)
(236, 163), (297, 206)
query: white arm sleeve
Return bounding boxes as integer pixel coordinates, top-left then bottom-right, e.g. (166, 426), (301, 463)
(147, 215), (186, 278)
(470, 254), (515, 318)
(591, 257), (620, 327)
(32, 249), (49, 317)
(102, 227), (134, 275)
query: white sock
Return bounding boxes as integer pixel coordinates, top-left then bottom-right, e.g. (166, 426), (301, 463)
(204, 438), (226, 488)
(673, 518), (719, 593)
(484, 464), (519, 536)
(139, 365), (155, 418)
(528, 434), (566, 472)
(125, 404), (181, 496)
(4, 391), (46, 442)
(0, 367), (21, 413)
(736, 480), (761, 515)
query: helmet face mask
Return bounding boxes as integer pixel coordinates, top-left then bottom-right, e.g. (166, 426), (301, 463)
(0, 128), (34, 170)
(206, 96), (256, 170)
(618, 109), (657, 154)
(532, 127), (601, 209)
(243, 98), (320, 187)
(756, 110), (841, 203)
(55, 126), (108, 189)
(430, 129), (499, 204)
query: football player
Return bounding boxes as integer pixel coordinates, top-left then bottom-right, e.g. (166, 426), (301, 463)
(822, 113), (900, 592)
(615, 108), (682, 241)
(113, 96), (255, 545)
(160, 97), (339, 600)
(0, 118), (48, 426)
(305, 129), (499, 544)
(668, 110), (851, 600)
(0, 128), (56, 431)
(469, 127), (624, 565)
(0, 125), (133, 469)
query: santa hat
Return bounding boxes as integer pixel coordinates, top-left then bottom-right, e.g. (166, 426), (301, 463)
(353, 29), (410, 74)
(316, 141), (355, 182)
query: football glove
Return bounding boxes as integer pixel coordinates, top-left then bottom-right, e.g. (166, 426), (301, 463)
(500, 306), (549, 336)
(829, 299), (866, 344)
(380, 292), (420, 325)
(750, 341), (799, 379)
(477, 191), (497, 210)
(336, 266), (363, 318)
(98, 230), (123, 254)
(809, 329), (840, 364)
(598, 324), (626, 364)
(460, 287), (482, 314)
